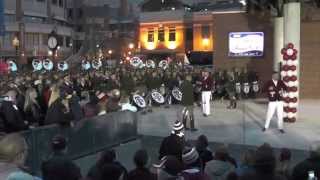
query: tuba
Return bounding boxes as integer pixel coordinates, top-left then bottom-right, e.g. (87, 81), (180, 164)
(32, 59), (43, 71)
(146, 59), (155, 69)
(130, 56), (142, 68)
(7, 59), (18, 72)
(43, 58), (54, 71)
(158, 60), (169, 70)
(92, 59), (102, 70)
(81, 59), (91, 70)
(57, 61), (69, 71)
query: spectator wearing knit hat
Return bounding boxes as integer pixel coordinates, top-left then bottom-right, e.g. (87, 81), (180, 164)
(181, 147), (210, 180)
(195, 135), (213, 170)
(205, 144), (235, 180)
(156, 156), (183, 180)
(292, 141), (320, 180)
(128, 149), (156, 180)
(276, 148), (292, 179)
(240, 143), (286, 180)
(41, 135), (82, 180)
(159, 120), (185, 161)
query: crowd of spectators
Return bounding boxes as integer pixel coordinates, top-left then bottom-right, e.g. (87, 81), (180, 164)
(0, 122), (319, 180)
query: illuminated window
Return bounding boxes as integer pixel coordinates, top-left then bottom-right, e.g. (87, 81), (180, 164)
(169, 27), (176, 41)
(158, 27), (165, 42)
(201, 25), (210, 39)
(147, 28), (154, 42)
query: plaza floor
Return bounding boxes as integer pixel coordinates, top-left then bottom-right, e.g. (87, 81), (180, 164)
(75, 99), (319, 173)
(137, 99), (320, 151)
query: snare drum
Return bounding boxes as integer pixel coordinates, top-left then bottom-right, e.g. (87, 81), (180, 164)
(243, 83), (250, 95)
(151, 90), (165, 106)
(132, 94), (146, 110)
(172, 88), (182, 104)
(252, 81), (259, 93)
(235, 83), (241, 94)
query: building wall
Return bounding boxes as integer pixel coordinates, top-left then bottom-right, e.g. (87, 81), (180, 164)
(213, 13), (274, 89)
(213, 12), (320, 99)
(139, 22), (185, 53)
(1, 0), (72, 59)
(300, 21), (320, 99)
(193, 23), (213, 52)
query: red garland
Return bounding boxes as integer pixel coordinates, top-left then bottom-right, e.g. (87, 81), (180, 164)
(289, 65), (297, 71)
(283, 76), (290, 82)
(290, 76), (297, 81)
(290, 108), (297, 113)
(283, 65), (290, 71)
(290, 97), (298, 103)
(284, 107), (290, 112)
(281, 43), (298, 61)
(290, 86), (298, 92)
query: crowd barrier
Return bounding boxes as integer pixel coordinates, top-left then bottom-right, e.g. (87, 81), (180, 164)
(20, 111), (138, 174)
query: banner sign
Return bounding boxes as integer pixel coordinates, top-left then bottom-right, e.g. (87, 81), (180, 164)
(229, 32), (264, 57)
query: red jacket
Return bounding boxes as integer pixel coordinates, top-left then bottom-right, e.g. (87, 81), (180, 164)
(0, 61), (8, 75)
(201, 76), (213, 91)
(263, 80), (288, 102)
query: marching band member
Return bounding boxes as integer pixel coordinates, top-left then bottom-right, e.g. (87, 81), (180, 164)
(201, 70), (213, 117)
(262, 72), (288, 133)
(225, 71), (237, 109)
(181, 75), (197, 131)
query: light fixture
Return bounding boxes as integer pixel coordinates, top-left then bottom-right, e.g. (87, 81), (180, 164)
(167, 41), (177, 50)
(48, 50), (53, 56)
(146, 42), (156, 50)
(239, 0), (247, 6)
(171, 7), (175, 11)
(129, 43), (134, 49)
(108, 50), (113, 54)
(202, 38), (209, 46)
(96, 44), (100, 48)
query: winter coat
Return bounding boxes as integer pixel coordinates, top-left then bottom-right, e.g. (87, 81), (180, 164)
(292, 156), (320, 180)
(128, 167), (156, 180)
(205, 159), (235, 180)
(159, 134), (185, 161)
(181, 80), (194, 106)
(44, 99), (73, 126)
(0, 100), (28, 133)
(41, 153), (82, 180)
(181, 168), (210, 180)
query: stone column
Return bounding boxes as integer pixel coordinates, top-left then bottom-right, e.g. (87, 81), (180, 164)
(282, 2), (301, 122)
(273, 17), (284, 72)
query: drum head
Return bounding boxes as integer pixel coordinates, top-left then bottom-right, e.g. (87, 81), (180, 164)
(151, 91), (165, 104)
(243, 83), (250, 94)
(172, 88), (182, 101)
(253, 82), (259, 93)
(133, 94), (146, 108)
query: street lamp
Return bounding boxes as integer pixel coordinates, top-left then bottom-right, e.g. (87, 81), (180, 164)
(108, 49), (113, 60)
(129, 43), (134, 49)
(12, 36), (20, 57)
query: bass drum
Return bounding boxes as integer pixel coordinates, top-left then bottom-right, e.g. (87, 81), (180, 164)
(132, 94), (146, 110)
(172, 87), (182, 104)
(151, 90), (165, 106)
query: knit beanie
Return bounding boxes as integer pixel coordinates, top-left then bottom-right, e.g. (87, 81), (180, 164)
(182, 147), (199, 165)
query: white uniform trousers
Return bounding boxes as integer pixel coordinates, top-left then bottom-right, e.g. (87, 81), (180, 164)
(264, 101), (284, 129)
(202, 91), (211, 115)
